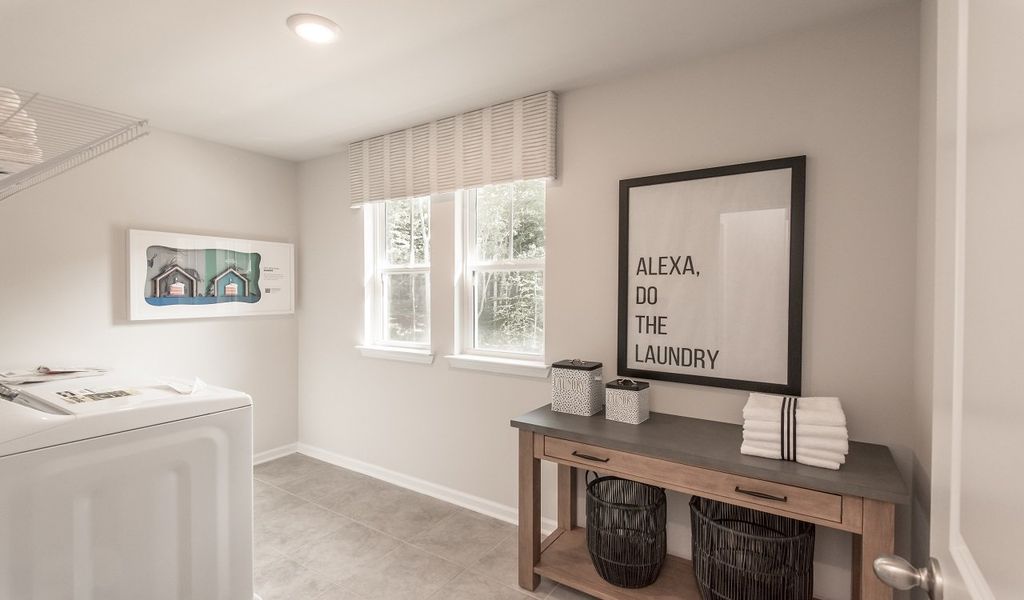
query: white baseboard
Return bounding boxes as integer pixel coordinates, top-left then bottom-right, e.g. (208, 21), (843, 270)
(253, 442), (298, 465)
(296, 442), (557, 534)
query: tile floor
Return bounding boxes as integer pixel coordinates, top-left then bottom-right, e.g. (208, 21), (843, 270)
(254, 453), (596, 600)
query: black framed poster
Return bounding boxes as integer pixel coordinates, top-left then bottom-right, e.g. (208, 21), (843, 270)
(617, 156), (805, 395)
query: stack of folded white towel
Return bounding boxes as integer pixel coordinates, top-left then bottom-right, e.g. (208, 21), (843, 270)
(0, 88), (42, 179)
(740, 393), (849, 470)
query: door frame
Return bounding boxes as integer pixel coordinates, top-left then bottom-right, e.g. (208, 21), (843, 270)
(927, 0), (995, 596)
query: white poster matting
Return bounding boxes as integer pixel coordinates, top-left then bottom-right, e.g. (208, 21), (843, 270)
(625, 168), (792, 385)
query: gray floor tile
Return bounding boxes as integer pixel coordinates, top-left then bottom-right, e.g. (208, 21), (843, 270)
(314, 474), (393, 515)
(408, 507), (515, 567)
(289, 518), (401, 582)
(255, 453), (337, 487)
(257, 498), (352, 556)
(427, 571), (534, 600)
(337, 543), (463, 600)
(468, 536), (556, 599)
(255, 555), (337, 600)
(255, 479), (307, 518)
(547, 584), (600, 599)
(255, 456), (558, 600)
(255, 540), (284, 572)
(313, 586), (364, 600)
(321, 482), (456, 540)
(276, 464), (376, 503)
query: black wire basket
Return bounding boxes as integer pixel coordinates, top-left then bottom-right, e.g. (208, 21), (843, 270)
(689, 496), (815, 600)
(585, 474), (667, 588)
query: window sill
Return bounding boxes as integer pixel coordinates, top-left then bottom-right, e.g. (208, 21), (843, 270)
(445, 354), (550, 378)
(356, 345), (435, 365)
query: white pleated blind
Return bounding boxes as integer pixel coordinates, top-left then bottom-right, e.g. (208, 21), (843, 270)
(349, 91), (557, 206)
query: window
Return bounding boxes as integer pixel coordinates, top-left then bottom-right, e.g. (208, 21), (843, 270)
(364, 196), (431, 350)
(458, 180), (545, 360)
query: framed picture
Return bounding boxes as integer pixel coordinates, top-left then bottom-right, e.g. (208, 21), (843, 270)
(617, 156), (805, 395)
(128, 229), (295, 321)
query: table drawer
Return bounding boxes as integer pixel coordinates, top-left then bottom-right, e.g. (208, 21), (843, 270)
(544, 436), (843, 524)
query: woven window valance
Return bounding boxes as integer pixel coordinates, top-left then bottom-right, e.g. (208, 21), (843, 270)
(348, 91), (557, 206)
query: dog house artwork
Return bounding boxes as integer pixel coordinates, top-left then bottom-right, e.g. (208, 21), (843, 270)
(129, 230), (293, 321)
(213, 267), (249, 298)
(153, 265), (200, 298)
(143, 245), (261, 306)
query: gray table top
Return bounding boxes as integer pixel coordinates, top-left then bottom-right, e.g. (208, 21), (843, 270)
(512, 405), (909, 505)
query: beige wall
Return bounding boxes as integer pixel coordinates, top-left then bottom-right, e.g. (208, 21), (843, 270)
(0, 129), (300, 454)
(298, 5), (921, 599)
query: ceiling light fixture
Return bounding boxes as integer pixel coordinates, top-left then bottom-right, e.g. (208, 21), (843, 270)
(286, 13), (341, 44)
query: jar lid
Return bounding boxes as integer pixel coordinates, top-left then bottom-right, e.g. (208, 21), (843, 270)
(552, 359), (603, 371)
(606, 378), (650, 391)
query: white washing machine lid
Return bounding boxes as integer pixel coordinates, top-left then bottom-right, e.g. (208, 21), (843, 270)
(0, 374), (252, 458)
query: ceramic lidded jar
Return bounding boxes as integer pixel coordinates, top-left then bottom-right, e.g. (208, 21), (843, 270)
(550, 359), (604, 416)
(604, 378), (651, 424)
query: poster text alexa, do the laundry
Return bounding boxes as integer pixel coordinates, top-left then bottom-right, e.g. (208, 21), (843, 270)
(618, 156), (805, 394)
(632, 254), (720, 371)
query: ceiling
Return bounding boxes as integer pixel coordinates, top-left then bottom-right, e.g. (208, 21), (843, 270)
(0, 0), (901, 161)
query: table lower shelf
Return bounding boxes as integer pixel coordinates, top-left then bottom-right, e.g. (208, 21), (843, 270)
(533, 528), (700, 600)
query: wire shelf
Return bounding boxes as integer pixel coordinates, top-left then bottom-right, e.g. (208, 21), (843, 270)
(0, 86), (148, 202)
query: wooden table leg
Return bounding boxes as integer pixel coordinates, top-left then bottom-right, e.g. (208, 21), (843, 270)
(557, 464), (576, 531)
(518, 430), (540, 590)
(852, 498), (895, 600)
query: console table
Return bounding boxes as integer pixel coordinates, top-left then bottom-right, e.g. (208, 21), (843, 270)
(511, 405), (908, 600)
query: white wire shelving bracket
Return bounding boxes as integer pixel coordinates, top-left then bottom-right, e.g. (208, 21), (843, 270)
(0, 86), (149, 202)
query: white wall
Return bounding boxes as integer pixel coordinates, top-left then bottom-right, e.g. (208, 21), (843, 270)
(0, 129), (300, 454)
(298, 5), (920, 599)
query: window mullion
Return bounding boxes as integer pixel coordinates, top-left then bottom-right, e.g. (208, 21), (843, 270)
(380, 265), (429, 274)
(462, 189), (473, 355)
(375, 204), (387, 346)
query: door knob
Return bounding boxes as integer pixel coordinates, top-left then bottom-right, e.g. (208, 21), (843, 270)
(873, 554), (943, 600)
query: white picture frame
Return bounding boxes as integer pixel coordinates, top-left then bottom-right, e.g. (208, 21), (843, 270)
(127, 229), (295, 321)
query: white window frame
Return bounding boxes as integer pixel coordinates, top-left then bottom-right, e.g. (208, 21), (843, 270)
(360, 198), (433, 361)
(453, 182), (547, 367)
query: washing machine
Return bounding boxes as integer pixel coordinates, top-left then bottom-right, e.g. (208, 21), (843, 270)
(0, 375), (254, 600)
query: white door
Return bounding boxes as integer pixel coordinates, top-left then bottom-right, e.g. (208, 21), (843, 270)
(878, 1), (1024, 597)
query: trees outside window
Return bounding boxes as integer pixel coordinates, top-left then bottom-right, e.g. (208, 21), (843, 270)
(461, 180), (545, 358)
(363, 181), (545, 360)
(367, 196), (431, 347)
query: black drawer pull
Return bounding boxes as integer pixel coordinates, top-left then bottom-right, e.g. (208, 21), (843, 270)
(572, 450), (610, 463)
(734, 486), (788, 502)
